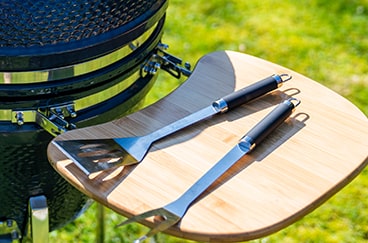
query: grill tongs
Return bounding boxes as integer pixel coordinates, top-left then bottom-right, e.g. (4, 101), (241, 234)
(117, 98), (300, 242)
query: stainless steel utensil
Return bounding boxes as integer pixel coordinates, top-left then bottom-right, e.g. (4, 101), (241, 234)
(53, 74), (291, 175)
(117, 98), (300, 242)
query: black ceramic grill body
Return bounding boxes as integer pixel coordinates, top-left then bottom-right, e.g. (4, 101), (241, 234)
(0, 0), (168, 235)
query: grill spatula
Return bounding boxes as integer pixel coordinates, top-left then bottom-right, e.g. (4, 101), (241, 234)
(53, 74), (291, 176)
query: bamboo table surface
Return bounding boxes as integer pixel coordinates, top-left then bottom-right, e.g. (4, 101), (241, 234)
(47, 51), (368, 242)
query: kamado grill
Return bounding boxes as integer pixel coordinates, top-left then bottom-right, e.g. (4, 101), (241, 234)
(0, 0), (191, 241)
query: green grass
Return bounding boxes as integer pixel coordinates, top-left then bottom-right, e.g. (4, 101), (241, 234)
(51, 0), (368, 242)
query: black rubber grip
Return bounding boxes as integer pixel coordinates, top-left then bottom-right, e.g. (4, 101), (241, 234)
(222, 75), (280, 111)
(245, 99), (295, 146)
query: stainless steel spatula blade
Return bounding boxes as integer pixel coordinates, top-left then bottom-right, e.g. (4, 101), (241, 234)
(53, 139), (137, 175)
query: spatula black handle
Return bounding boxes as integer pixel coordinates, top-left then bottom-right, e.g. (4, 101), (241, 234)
(220, 74), (289, 112)
(242, 98), (300, 149)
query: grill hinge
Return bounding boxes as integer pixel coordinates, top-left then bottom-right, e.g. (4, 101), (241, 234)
(142, 43), (192, 78)
(12, 103), (77, 137)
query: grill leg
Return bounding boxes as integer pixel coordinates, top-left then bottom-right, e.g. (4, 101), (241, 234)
(96, 203), (105, 243)
(24, 195), (49, 243)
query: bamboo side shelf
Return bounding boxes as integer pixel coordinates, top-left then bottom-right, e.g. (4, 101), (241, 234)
(48, 51), (368, 242)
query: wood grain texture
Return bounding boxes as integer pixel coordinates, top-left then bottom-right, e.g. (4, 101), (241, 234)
(47, 51), (368, 242)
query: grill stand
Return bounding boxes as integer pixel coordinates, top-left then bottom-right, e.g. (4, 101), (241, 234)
(23, 196), (49, 243)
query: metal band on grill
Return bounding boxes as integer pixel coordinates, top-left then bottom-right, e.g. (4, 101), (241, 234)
(0, 25), (157, 83)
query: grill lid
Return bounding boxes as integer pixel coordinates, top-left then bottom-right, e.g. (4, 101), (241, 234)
(0, 0), (168, 71)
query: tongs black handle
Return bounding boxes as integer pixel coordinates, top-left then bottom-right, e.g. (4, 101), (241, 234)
(220, 74), (292, 112)
(242, 98), (300, 150)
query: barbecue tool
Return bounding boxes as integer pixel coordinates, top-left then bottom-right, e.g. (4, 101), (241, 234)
(117, 98), (300, 242)
(53, 74), (292, 175)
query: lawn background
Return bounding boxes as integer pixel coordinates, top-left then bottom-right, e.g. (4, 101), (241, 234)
(50, 0), (368, 242)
